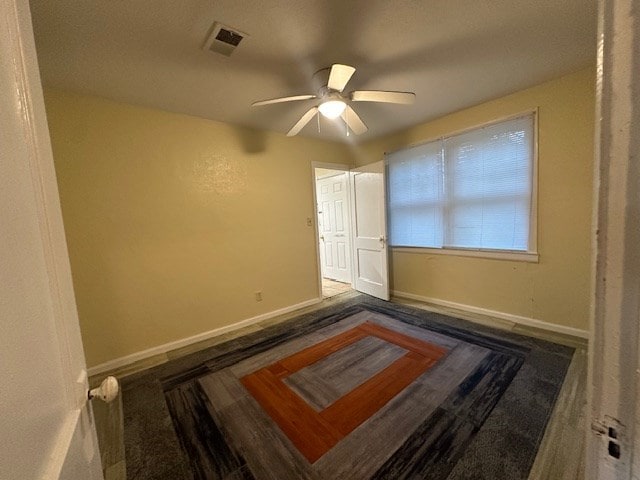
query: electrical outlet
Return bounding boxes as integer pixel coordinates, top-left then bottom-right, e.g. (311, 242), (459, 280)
(254, 291), (262, 302)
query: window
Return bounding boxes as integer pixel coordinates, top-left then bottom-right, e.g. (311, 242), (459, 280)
(387, 113), (535, 254)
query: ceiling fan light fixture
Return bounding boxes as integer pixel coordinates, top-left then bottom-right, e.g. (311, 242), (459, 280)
(318, 100), (346, 119)
(252, 64), (413, 136)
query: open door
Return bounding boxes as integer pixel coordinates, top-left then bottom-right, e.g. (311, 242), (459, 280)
(350, 161), (390, 300)
(0, 0), (103, 478)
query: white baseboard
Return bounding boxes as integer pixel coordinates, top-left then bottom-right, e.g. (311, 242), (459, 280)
(87, 297), (322, 377)
(392, 290), (589, 339)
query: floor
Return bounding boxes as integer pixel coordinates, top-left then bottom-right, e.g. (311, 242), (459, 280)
(391, 297), (588, 480)
(164, 303), (548, 479)
(91, 290), (587, 480)
(211, 315), (452, 468)
(322, 278), (352, 298)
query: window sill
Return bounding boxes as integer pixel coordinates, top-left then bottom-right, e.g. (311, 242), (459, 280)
(391, 246), (540, 263)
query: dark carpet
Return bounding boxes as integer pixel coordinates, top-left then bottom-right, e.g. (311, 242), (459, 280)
(122, 295), (573, 479)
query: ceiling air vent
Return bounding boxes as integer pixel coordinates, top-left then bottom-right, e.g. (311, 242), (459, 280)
(202, 22), (248, 57)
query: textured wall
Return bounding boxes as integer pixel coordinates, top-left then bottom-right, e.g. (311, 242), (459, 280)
(356, 68), (595, 331)
(44, 90), (352, 367)
(45, 68), (595, 367)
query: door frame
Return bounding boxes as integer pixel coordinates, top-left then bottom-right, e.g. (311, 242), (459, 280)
(1, 0), (102, 477)
(311, 162), (353, 299)
(587, 0), (640, 477)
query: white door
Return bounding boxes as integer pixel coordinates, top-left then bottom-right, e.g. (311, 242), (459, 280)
(350, 161), (389, 300)
(317, 174), (352, 283)
(0, 0), (103, 478)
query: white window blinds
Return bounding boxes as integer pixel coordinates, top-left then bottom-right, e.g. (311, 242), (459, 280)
(387, 140), (444, 248)
(386, 114), (534, 251)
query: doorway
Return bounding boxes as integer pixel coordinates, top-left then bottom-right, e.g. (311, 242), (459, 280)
(314, 165), (354, 298)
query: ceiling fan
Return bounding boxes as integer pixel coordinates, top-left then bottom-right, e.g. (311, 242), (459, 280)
(251, 64), (416, 137)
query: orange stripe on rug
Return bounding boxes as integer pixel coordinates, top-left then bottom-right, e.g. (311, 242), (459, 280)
(241, 321), (447, 463)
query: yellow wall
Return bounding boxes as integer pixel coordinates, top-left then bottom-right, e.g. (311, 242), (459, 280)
(357, 68), (595, 331)
(45, 69), (594, 367)
(44, 90), (352, 367)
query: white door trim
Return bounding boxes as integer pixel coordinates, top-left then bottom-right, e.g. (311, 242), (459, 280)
(311, 162), (353, 299)
(587, 0), (640, 477)
(0, 0), (102, 477)
(7, 0), (86, 410)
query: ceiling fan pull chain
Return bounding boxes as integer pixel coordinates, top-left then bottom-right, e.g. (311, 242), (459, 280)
(346, 107), (350, 136)
(317, 111), (321, 133)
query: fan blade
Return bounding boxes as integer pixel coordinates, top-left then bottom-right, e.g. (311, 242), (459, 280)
(327, 64), (356, 92)
(287, 107), (318, 136)
(350, 90), (416, 104)
(252, 94), (317, 107)
(340, 105), (368, 135)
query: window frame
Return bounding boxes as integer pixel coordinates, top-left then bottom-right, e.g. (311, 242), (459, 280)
(384, 109), (539, 263)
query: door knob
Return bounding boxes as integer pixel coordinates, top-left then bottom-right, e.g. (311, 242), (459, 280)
(88, 376), (119, 403)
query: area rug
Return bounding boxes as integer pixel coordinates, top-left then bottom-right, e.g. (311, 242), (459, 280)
(136, 299), (574, 480)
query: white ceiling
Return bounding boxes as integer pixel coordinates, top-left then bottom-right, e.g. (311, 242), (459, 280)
(30, 0), (597, 142)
